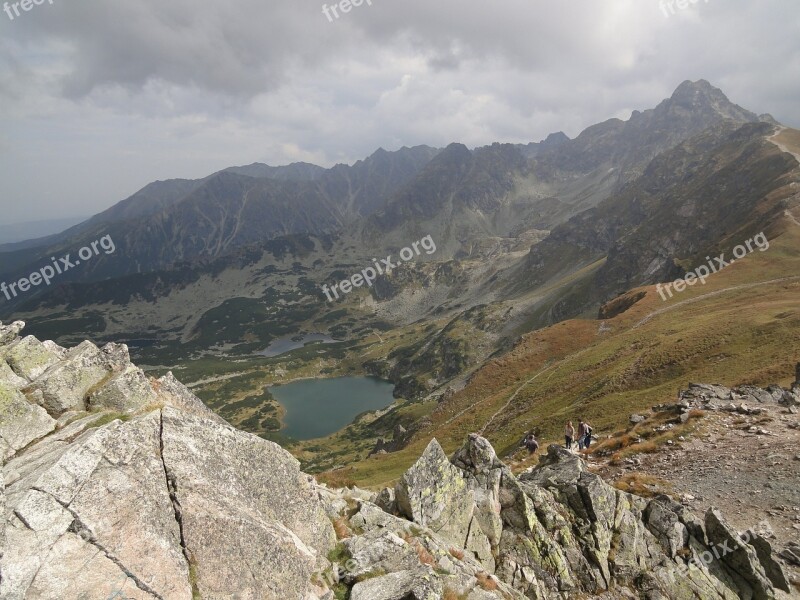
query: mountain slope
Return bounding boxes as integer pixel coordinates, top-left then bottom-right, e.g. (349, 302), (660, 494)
(0, 146), (440, 296)
(331, 215), (800, 488)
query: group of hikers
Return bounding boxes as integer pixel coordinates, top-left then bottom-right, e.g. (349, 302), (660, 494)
(520, 418), (594, 455)
(565, 419), (593, 451)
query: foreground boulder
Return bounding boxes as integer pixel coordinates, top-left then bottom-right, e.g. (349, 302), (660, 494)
(0, 323), (336, 600)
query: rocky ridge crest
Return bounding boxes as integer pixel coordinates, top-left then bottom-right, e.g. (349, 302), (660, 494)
(0, 322), (794, 599)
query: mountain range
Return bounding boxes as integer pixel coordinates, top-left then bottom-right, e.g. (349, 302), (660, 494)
(1, 79), (799, 471)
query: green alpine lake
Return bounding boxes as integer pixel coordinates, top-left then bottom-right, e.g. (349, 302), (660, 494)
(269, 376), (396, 440)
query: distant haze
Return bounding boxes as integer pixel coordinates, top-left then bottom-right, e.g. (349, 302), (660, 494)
(0, 0), (798, 225)
(0, 217), (88, 244)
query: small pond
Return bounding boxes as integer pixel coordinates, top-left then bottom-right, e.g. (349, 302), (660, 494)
(259, 333), (338, 358)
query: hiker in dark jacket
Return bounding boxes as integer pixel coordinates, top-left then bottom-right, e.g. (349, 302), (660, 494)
(522, 433), (539, 455)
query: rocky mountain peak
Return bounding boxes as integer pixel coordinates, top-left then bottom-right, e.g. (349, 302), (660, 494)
(662, 78), (759, 122)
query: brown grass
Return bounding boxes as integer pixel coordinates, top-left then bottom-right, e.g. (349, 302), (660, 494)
(601, 409), (707, 464)
(614, 472), (672, 498)
(415, 543), (437, 567)
(402, 533), (437, 567)
(317, 468), (357, 489)
(590, 432), (637, 457)
(443, 589), (467, 600)
(449, 548), (465, 560)
(476, 571), (499, 591)
(332, 516), (351, 540)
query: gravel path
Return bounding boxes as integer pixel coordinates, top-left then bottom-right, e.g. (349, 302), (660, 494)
(597, 404), (800, 592)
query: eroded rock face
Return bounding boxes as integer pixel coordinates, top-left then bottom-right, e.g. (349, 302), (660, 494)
(3, 413), (190, 600)
(2, 335), (61, 382)
(25, 340), (129, 416)
(0, 382), (56, 461)
(395, 438), (475, 551)
(160, 406), (335, 598)
(349, 569), (443, 600)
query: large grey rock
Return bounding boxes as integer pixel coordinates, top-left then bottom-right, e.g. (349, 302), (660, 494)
(155, 372), (227, 423)
(338, 499), (518, 599)
(780, 388), (800, 406)
(746, 531), (790, 593)
(25, 340), (127, 416)
(0, 382), (57, 462)
(451, 434), (508, 569)
(0, 321), (25, 347)
(41, 339), (68, 360)
(349, 569), (443, 600)
(2, 336), (61, 381)
(0, 358), (27, 388)
(733, 385), (777, 404)
(395, 438), (475, 549)
(684, 383), (732, 401)
(644, 495), (690, 558)
(705, 508), (774, 600)
(88, 364), (158, 413)
(160, 406), (336, 599)
(2, 413), (190, 600)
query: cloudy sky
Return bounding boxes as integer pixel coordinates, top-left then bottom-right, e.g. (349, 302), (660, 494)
(0, 0), (798, 226)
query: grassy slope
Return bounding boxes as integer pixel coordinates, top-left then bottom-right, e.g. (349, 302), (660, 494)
(337, 218), (800, 489)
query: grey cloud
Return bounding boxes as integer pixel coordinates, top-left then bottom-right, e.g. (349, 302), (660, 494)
(0, 0), (798, 224)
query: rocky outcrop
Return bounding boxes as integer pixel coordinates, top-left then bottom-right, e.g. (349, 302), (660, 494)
(341, 435), (791, 600)
(0, 382), (56, 461)
(649, 381), (800, 417)
(0, 322), (336, 599)
(369, 423), (412, 456)
(0, 321), (793, 599)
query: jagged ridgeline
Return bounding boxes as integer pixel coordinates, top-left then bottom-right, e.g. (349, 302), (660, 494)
(0, 322), (791, 599)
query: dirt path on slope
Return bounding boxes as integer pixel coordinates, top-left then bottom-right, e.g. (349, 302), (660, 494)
(770, 127), (800, 164)
(595, 404), (800, 592)
(633, 276), (800, 329)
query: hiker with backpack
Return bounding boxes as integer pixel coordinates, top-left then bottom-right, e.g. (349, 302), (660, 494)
(522, 432), (540, 455)
(583, 421), (594, 449)
(577, 419), (594, 450)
